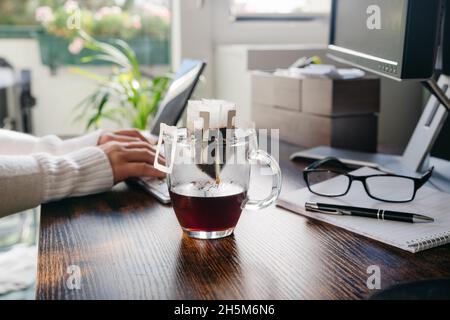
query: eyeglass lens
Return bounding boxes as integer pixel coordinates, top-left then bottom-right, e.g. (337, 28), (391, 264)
(365, 176), (415, 202)
(307, 171), (350, 197)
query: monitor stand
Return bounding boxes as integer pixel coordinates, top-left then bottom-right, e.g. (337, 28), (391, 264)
(291, 74), (450, 193)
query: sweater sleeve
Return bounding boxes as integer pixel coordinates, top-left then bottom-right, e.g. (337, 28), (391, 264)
(0, 147), (114, 219)
(0, 129), (103, 156)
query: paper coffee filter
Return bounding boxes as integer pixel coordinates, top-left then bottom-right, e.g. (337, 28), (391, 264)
(187, 100), (236, 133)
(186, 100), (238, 183)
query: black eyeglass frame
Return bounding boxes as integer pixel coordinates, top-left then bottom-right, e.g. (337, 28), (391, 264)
(303, 157), (434, 203)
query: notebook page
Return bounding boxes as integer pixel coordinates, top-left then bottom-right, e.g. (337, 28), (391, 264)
(277, 167), (450, 253)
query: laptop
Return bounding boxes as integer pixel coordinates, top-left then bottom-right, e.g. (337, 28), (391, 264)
(129, 59), (206, 204)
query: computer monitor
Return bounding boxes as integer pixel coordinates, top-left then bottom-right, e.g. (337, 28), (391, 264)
(293, 0), (450, 192)
(329, 0), (443, 81)
(150, 59), (206, 136)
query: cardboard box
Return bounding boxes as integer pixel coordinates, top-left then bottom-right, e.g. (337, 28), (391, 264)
(251, 72), (275, 106)
(252, 72), (380, 116)
(252, 103), (378, 152)
(273, 75), (302, 111)
(302, 77), (380, 116)
(252, 72), (302, 111)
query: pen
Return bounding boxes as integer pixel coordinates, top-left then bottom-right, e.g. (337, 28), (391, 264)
(305, 202), (435, 224)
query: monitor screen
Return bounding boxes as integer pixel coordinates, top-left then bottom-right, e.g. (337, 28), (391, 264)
(329, 0), (442, 80)
(333, 0), (406, 67)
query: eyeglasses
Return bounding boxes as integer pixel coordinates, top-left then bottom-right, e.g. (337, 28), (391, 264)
(303, 157), (434, 203)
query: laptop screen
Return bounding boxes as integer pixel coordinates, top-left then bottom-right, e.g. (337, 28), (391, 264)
(150, 59), (206, 136)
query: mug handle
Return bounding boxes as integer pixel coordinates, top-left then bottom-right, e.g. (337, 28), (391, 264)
(154, 123), (178, 174)
(243, 149), (282, 211)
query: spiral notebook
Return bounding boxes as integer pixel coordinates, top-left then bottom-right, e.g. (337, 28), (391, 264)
(277, 167), (450, 253)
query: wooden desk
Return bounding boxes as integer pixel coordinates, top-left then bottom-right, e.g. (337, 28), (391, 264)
(36, 142), (450, 300)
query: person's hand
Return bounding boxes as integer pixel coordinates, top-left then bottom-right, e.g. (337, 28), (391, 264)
(99, 141), (165, 184)
(98, 129), (157, 146)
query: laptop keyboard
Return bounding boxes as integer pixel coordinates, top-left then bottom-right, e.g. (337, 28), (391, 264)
(137, 177), (171, 204)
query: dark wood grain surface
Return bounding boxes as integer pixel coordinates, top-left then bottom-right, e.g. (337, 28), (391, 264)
(36, 142), (450, 300)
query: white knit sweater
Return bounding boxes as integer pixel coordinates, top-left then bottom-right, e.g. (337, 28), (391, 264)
(0, 129), (114, 218)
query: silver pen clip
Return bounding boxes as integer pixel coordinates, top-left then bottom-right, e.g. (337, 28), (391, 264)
(305, 203), (351, 216)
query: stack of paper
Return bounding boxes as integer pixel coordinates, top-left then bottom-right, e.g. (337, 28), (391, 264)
(277, 168), (450, 253)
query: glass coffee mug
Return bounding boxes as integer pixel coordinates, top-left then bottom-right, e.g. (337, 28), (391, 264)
(154, 124), (282, 239)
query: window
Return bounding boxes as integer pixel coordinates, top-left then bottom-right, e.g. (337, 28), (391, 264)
(0, 1), (171, 67)
(230, 0), (331, 21)
(0, 0), (171, 38)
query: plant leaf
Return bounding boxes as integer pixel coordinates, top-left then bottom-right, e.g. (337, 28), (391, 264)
(82, 38), (131, 69)
(86, 114), (101, 131)
(113, 39), (141, 79)
(80, 54), (129, 69)
(70, 67), (109, 83)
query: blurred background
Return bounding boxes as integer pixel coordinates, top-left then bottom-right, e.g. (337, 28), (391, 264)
(0, 0), (171, 137)
(0, 0), (431, 299)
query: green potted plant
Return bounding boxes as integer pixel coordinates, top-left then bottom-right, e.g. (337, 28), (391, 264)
(73, 31), (171, 131)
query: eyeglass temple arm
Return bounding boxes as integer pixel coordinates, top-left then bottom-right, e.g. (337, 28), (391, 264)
(417, 167), (435, 189)
(305, 157), (352, 171)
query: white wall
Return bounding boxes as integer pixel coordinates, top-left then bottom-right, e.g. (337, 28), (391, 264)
(171, 0), (329, 98)
(211, 0), (329, 45)
(0, 38), (169, 137)
(171, 0), (214, 98)
(0, 38), (111, 137)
